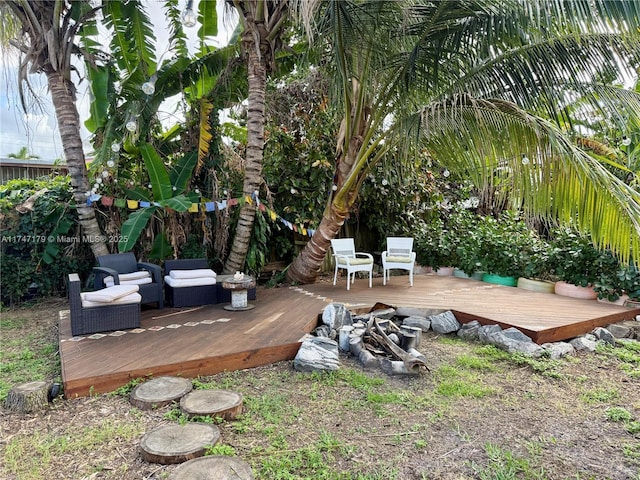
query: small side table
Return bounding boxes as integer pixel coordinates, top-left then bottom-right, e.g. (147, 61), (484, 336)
(221, 277), (256, 311)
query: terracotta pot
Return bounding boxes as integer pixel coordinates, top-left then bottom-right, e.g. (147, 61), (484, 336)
(517, 277), (556, 294)
(435, 266), (454, 276)
(554, 281), (597, 300)
(597, 294), (629, 306)
(482, 273), (517, 286)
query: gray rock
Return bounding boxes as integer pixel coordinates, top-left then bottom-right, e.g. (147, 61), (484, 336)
(293, 337), (340, 372)
(477, 324), (503, 344)
(542, 342), (575, 359)
(500, 327), (532, 343)
(430, 311), (461, 334)
(570, 335), (598, 352)
(396, 306), (446, 318)
(491, 334), (545, 357)
(403, 316), (432, 332)
(388, 333), (400, 345)
(322, 303), (352, 330)
(457, 321), (481, 341)
(313, 325), (331, 338)
(592, 327), (616, 346)
(607, 323), (633, 339)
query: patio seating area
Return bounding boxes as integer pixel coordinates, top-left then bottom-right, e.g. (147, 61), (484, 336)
(59, 273), (639, 398)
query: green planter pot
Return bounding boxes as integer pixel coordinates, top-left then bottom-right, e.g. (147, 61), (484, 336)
(482, 273), (517, 287)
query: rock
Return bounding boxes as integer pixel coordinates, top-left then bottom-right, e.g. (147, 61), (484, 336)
(430, 311), (461, 334)
(500, 327), (532, 342)
(477, 324), (503, 344)
(592, 327), (616, 346)
(293, 337), (340, 372)
(322, 303), (352, 330)
(542, 342), (575, 359)
(570, 335), (598, 352)
(492, 334), (545, 357)
(396, 306), (445, 318)
(607, 323), (633, 339)
(608, 321), (640, 339)
(388, 333), (400, 345)
(457, 320), (482, 341)
(313, 325), (332, 338)
(402, 315), (432, 332)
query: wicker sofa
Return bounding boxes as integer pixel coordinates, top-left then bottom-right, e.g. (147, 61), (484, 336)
(164, 258), (218, 308)
(68, 273), (141, 336)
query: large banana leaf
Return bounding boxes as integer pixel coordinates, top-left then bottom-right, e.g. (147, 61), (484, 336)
(119, 207), (157, 252)
(140, 143), (173, 201)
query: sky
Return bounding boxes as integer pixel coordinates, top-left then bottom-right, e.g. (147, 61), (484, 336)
(0, 1), (234, 162)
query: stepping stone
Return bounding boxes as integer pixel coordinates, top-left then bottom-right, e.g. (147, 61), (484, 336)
(140, 423), (220, 464)
(130, 376), (193, 410)
(180, 390), (244, 420)
(168, 455), (254, 479)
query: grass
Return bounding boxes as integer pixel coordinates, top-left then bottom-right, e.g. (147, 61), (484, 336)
(0, 309), (60, 401)
(3, 300), (640, 479)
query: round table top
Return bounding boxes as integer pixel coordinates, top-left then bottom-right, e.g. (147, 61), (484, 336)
(221, 277), (256, 290)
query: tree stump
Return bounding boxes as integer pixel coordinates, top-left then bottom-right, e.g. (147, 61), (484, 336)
(4, 381), (49, 413)
(168, 456), (254, 479)
(130, 376), (193, 410)
(140, 423), (220, 464)
(180, 390), (243, 420)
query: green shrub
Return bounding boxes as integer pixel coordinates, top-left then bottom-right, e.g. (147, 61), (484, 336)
(0, 177), (94, 305)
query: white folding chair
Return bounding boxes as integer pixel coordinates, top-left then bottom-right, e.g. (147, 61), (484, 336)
(381, 237), (416, 286)
(330, 238), (373, 290)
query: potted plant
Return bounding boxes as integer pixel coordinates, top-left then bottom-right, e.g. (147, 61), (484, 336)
(475, 211), (531, 286)
(414, 218), (458, 275)
(548, 227), (602, 299)
(594, 258), (640, 305)
(516, 233), (555, 293)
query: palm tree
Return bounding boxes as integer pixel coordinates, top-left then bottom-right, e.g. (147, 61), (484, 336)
(222, 0), (289, 274)
(286, 0), (640, 284)
(7, 147), (39, 160)
(1, 1), (108, 257)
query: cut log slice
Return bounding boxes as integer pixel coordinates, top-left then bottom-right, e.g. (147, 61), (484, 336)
(4, 381), (49, 413)
(180, 390), (244, 420)
(130, 376), (193, 410)
(168, 455), (255, 479)
(140, 423), (220, 464)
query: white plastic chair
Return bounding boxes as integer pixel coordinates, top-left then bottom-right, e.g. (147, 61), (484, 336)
(381, 237), (416, 286)
(330, 238), (373, 290)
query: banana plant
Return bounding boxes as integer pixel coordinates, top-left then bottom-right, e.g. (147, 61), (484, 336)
(119, 143), (197, 253)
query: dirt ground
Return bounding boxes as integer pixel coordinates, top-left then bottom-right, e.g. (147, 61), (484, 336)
(1, 296), (640, 480)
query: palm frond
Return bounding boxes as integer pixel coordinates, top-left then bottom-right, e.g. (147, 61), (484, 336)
(417, 96), (640, 263)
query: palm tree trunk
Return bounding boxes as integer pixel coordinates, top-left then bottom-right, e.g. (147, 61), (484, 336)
(223, 42), (266, 274)
(287, 201), (350, 284)
(46, 71), (108, 258)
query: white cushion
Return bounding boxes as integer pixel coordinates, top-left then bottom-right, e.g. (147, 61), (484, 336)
(164, 276), (217, 288)
(388, 248), (411, 257)
(337, 257), (372, 265)
(81, 292), (142, 308)
(385, 256), (413, 263)
(104, 276), (153, 287)
(118, 271), (150, 281)
(82, 285), (140, 303)
(169, 269), (216, 279)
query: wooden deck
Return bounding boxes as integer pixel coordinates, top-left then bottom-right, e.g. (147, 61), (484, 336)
(59, 274), (639, 398)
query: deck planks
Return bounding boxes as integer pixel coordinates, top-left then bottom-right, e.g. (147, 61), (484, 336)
(59, 274), (639, 398)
